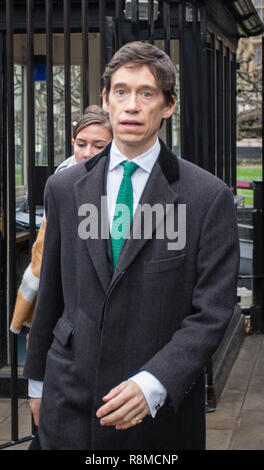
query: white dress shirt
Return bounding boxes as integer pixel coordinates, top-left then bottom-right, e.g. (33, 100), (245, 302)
(29, 138), (167, 417)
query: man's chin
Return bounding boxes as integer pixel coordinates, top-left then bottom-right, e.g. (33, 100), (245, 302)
(119, 139), (144, 148)
(117, 133), (145, 145)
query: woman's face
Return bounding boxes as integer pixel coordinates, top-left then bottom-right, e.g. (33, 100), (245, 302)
(72, 124), (112, 163)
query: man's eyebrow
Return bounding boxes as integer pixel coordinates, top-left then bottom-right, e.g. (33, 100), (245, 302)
(112, 82), (128, 89)
(112, 82), (158, 91)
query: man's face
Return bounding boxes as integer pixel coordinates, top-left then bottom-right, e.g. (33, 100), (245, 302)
(102, 63), (176, 158)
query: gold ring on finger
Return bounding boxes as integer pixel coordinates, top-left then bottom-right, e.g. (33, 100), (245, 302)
(135, 416), (143, 425)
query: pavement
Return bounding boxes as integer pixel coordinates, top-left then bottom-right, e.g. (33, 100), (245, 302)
(206, 331), (264, 450)
(0, 332), (264, 451)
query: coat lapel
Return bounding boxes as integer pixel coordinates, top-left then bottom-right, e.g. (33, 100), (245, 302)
(111, 140), (180, 286)
(74, 140), (180, 293)
(74, 146), (112, 293)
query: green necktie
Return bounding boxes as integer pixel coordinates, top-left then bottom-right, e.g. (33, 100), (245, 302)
(111, 160), (139, 270)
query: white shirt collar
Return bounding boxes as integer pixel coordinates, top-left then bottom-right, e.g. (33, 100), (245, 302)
(108, 138), (161, 174)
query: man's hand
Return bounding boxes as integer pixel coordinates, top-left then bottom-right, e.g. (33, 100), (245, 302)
(29, 398), (41, 427)
(96, 380), (150, 430)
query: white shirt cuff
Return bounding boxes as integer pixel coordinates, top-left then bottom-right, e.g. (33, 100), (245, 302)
(129, 370), (167, 418)
(28, 373), (168, 416)
(28, 379), (43, 398)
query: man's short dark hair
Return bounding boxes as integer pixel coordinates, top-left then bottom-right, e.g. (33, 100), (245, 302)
(103, 41), (176, 105)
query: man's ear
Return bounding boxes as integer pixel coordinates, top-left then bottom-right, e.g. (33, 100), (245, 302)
(72, 138), (75, 146)
(162, 95), (177, 120)
(102, 89), (109, 113)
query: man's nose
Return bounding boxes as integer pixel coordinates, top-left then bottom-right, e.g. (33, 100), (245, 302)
(124, 92), (140, 112)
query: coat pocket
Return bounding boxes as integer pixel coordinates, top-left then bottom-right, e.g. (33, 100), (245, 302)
(51, 317), (74, 359)
(144, 253), (186, 274)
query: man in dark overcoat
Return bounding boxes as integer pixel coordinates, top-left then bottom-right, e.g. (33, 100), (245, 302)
(24, 41), (240, 450)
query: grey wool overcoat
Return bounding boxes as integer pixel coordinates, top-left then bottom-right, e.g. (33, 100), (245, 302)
(23, 139), (240, 450)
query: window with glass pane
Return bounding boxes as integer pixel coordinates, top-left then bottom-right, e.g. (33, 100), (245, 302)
(170, 40), (181, 158)
(35, 64), (81, 167)
(154, 39), (181, 157)
(13, 32), (101, 182)
(14, 64), (24, 187)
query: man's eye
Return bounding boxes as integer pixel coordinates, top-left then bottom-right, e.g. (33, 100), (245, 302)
(95, 145), (104, 149)
(142, 91), (152, 98)
(77, 143), (86, 148)
(116, 89), (127, 96)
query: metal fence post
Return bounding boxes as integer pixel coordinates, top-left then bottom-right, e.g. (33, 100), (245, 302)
(251, 181), (264, 332)
(251, 37), (264, 333)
